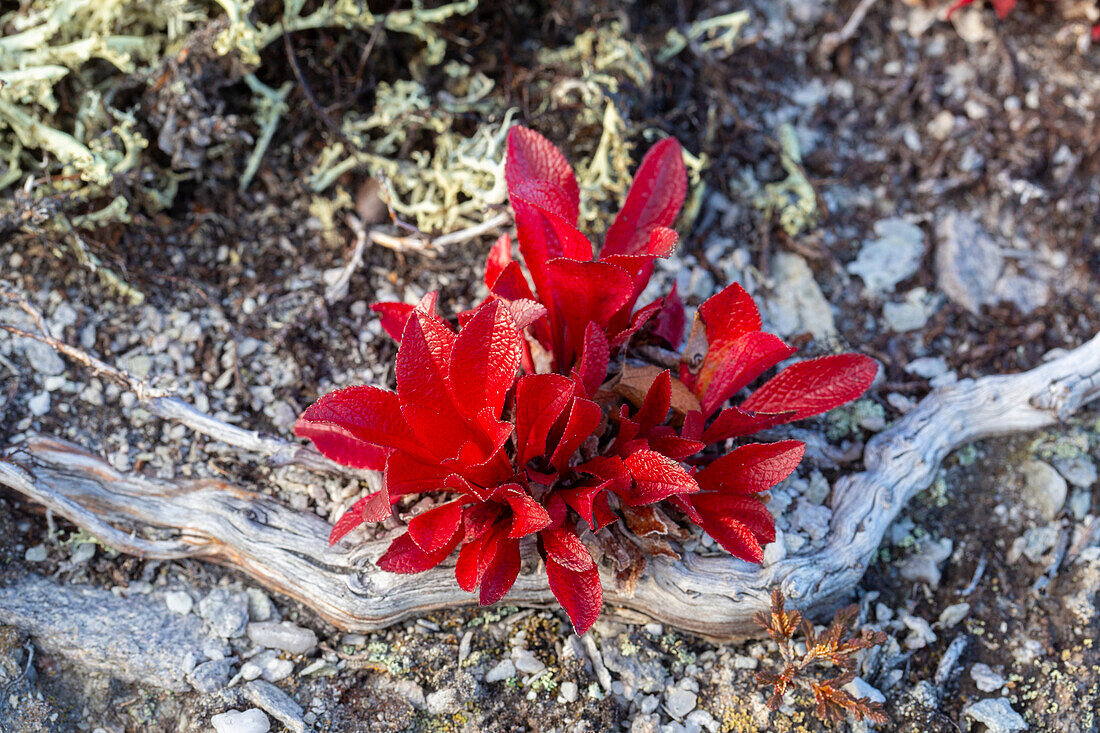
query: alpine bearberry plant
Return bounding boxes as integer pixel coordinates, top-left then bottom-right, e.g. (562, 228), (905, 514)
(295, 126), (878, 635)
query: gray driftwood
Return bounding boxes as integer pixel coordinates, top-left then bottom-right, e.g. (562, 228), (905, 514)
(2, 334), (1099, 639)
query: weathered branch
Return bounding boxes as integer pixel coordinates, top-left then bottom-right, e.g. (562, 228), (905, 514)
(3, 333), (1098, 638)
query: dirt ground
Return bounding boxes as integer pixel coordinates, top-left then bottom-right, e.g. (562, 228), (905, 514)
(1, 0), (1099, 731)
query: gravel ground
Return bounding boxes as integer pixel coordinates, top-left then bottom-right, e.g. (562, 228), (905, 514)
(1, 0), (1099, 731)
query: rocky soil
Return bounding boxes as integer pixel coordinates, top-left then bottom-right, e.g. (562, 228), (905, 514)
(1, 0), (1098, 731)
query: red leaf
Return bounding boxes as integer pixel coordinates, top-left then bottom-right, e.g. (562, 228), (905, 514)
(622, 450), (699, 506)
(645, 428), (704, 460)
(693, 493), (776, 549)
(370, 301), (416, 343)
(608, 297), (662, 350)
(462, 502), (504, 544)
(576, 455), (632, 496)
(545, 258), (634, 367)
(384, 451), (449, 497)
(485, 233), (512, 289)
(480, 533), (521, 605)
(295, 385), (421, 469)
(603, 138), (687, 257)
(741, 354), (878, 422)
(396, 310), (457, 410)
(573, 322), (610, 397)
(650, 282), (685, 349)
(515, 374), (575, 466)
(512, 186), (594, 262)
(699, 332), (797, 416)
(329, 493), (388, 544)
(407, 500), (466, 554)
(701, 407), (796, 444)
(455, 528), (496, 591)
(668, 493), (703, 525)
(377, 532), (454, 573)
(449, 300), (522, 424)
(680, 283), (762, 394)
(681, 409), (704, 442)
(489, 261), (536, 302)
(557, 480), (611, 529)
(633, 369), (671, 433)
(541, 527), (596, 572)
(694, 440), (806, 494)
(501, 299), (548, 331)
(506, 127), (580, 223)
(502, 487), (553, 538)
(697, 514), (766, 564)
(546, 559), (603, 635)
(549, 398), (603, 471)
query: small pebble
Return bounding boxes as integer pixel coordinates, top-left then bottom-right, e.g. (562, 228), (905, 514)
(27, 392), (50, 416)
(665, 688), (697, 719)
(246, 621), (318, 655)
(210, 708), (271, 733)
(938, 602), (970, 628)
(164, 591), (194, 616)
(971, 663), (1007, 692)
(24, 545), (47, 562)
(425, 688), (459, 715)
(199, 589), (250, 639)
(513, 648), (546, 676)
(560, 681), (579, 703)
(485, 659), (516, 683)
(964, 698), (1028, 732)
(1019, 460), (1067, 520)
(843, 676), (886, 704)
(70, 542), (96, 564)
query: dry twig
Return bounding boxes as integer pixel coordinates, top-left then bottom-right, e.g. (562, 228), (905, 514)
(755, 588), (889, 724)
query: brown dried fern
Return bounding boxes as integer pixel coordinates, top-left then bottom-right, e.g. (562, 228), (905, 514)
(754, 588), (889, 725)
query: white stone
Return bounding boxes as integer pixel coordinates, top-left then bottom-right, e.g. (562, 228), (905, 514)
(901, 613), (937, 650)
(560, 681), (579, 702)
(935, 212), (1004, 314)
(425, 688), (459, 715)
(27, 392), (50, 416)
(937, 603), (970, 628)
(964, 698), (1028, 732)
(24, 544), (47, 562)
(70, 542), (96, 564)
(762, 253), (835, 339)
(513, 648), (546, 676)
(1019, 460), (1067, 520)
(665, 688), (697, 719)
(246, 621), (318, 655)
(1052, 456), (1097, 489)
(883, 287), (939, 333)
(485, 659), (516, 683)
(842, 676), (886, 704)
(210, 708), (270, 733)
(762, 529), (787, 566)
(905, 356), (949, 379)
(927, 110), (955, 140)
(164, 591), (194, 615)
(847, 218), (925, 294)
(899, 537), (953, 587)
(970, 663), (1007, 692)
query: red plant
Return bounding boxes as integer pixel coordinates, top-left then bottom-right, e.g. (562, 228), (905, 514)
(296, 127), (878, 635)
(946, 0), (1100, 40)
